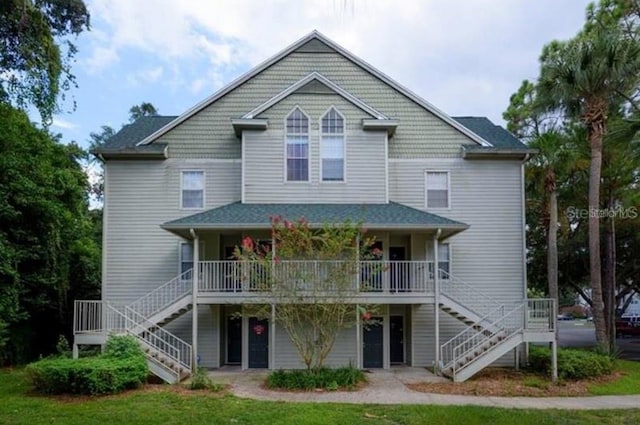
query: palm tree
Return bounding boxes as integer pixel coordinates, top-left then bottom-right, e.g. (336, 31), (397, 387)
(537, 28), (640, 352)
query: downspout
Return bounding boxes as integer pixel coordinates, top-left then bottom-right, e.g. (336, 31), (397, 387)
(190, 228), (199, 371)
(433, 228), (442, 373)
(520, 153), (530, 367)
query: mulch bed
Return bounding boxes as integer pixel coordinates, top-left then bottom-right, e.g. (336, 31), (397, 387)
(406, 368), (622, 397)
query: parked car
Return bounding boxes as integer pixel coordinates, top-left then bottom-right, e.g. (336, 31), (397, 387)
(616, 317), (640, 337)
(557, 314), (574, 321)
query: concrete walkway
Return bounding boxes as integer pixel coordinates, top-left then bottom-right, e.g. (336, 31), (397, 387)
(209, 367), (640, 410)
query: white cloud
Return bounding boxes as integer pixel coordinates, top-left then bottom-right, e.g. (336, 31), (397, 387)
(84, 0), (592, 123)
(83, 45), (119, 74)
(127, 66), (164, 87)
(52, 117), (79, 130)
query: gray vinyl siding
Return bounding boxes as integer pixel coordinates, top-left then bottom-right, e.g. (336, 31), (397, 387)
(392, 159), (524, 364)
(103, 159), (240, 304)
(411, 304), (435, 367)
(154, 49), (477, 159)
(244, 93), (386, 203)
(273, 324), (358, 369)
(164, 305), (220, 368)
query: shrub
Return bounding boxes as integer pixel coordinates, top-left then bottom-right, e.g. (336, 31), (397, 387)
(26, 335), (148, 395)
(188, 367), (223, 391)
(266, 366), (365, 390)
(528, 346), (614, 380)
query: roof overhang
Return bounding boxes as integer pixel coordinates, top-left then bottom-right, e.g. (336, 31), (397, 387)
(231, 118), (269, 137)
(362, 119), (398, 137)
(160, 202), (468, 240)
(93, 144), (168, 160)
(462, 146), (538, 160)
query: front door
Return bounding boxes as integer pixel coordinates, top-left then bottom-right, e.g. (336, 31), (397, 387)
(248, 318), (269, 368)
(226, 316), (242, 364)
(363, 319), (383, 368)
(389, 247), (406, 292)
(390, 316), (404, 364)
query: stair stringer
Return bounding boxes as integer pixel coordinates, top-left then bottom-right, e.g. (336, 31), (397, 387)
(450, 331), (524, 382)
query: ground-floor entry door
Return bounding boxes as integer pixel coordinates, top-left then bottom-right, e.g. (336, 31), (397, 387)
(248, 317), (269, 368)
(390, 316), (404, 364)
(226, 316), (242, 364)
(363, 319), (383, 368)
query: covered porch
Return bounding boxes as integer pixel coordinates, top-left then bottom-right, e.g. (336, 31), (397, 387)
(161, 201), (468, 303)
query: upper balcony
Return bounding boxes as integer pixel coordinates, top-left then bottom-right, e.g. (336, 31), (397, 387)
(196, 260), (435, 304)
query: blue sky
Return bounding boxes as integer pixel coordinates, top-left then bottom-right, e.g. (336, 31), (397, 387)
(46, 0), (592, 149)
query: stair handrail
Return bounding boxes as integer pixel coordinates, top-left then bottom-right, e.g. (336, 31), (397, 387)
(449, 302), (525, 378)
(438, 269), (496, 319)
(440, 303), (508, 370)
(128, 269), (193, 319)
(121, 305), (193, 374)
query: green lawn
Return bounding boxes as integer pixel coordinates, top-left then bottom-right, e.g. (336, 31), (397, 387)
(3, 369), (640, 425)
(589, 360), (640, 395)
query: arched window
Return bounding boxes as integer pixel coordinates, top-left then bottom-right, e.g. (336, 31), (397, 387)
(321, 107), (344, 181)
(286, 107), (309, 181)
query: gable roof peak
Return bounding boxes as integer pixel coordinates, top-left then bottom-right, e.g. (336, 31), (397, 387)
(136, 30), (492, 147)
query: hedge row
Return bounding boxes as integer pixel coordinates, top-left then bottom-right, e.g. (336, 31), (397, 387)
(528, 346), (614, 380)
(26, 335), (148, 395)
(267, 366), (365, 390)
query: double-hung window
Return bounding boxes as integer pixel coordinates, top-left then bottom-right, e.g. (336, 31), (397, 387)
(428, 243), (451, 280)
(286, 108), (309, 181)
(179, 242), (205, 275)
(181, 171), (204, 209)
(425, 171), (449, 208)
(321, 107), (345, 181)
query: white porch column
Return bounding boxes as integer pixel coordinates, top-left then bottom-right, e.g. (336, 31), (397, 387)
(270, 303), (276, 370)
(433, 229), (441, 373)
(355, 304), (361, 368)
(191, 229), (199, 369)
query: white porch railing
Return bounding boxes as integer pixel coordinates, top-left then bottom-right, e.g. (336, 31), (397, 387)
(128, 269), (193, 319)
(439, 269), (496, 319)
(197, 260), (434, 294)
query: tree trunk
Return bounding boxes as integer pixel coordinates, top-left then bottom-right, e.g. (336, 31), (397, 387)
(587, 119), (608, 353)
(547, 188), (559, 343)
(603, 193), (617, 352)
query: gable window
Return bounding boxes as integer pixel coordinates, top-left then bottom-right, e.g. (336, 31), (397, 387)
(286, 107), (309, 181)
(181, 171), (204, 209)
(425, 171), (449, 209)
(321, 107), (345, 181)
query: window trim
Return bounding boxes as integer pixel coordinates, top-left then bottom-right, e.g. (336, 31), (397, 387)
(319, 106), (347, 183)
(180, 170), (206, 210)
(178, 241), (206, 275)
(283, 105), (311, 183)
(424, 170), (451, 210)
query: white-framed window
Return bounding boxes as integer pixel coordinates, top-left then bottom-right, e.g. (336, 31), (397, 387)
(438, 243), (450, 277)
(321, 107), (345, 181)
(285, 107), (309, 181)
(181, 170), (204, 209)
(179, 242), (205, 274)
(428, 243), (451, 279)
(425, 171), (450, 209)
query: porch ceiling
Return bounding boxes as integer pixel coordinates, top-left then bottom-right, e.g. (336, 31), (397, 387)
(161, 201), (468, 239)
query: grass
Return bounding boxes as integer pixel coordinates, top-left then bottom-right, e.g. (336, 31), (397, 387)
(3, 369), (640, 424)
(589, 360), (640, 395)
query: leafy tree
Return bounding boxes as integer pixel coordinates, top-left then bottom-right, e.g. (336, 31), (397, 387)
(234, 217), (378, 370)
(536, 25), (640, 352)
(128, 102), (158, 122)
(0, 102), (99, 363)
(0, 0), (90, 124)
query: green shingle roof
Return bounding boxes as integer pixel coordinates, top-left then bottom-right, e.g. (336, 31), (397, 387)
(162, 202), (468, 230)
(93, 116), (178, 152)
(452, 116), (526, 149)
(95, 115), (522, 153)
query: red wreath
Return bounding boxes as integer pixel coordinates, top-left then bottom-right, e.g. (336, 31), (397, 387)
(253, 324), (265, 335)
